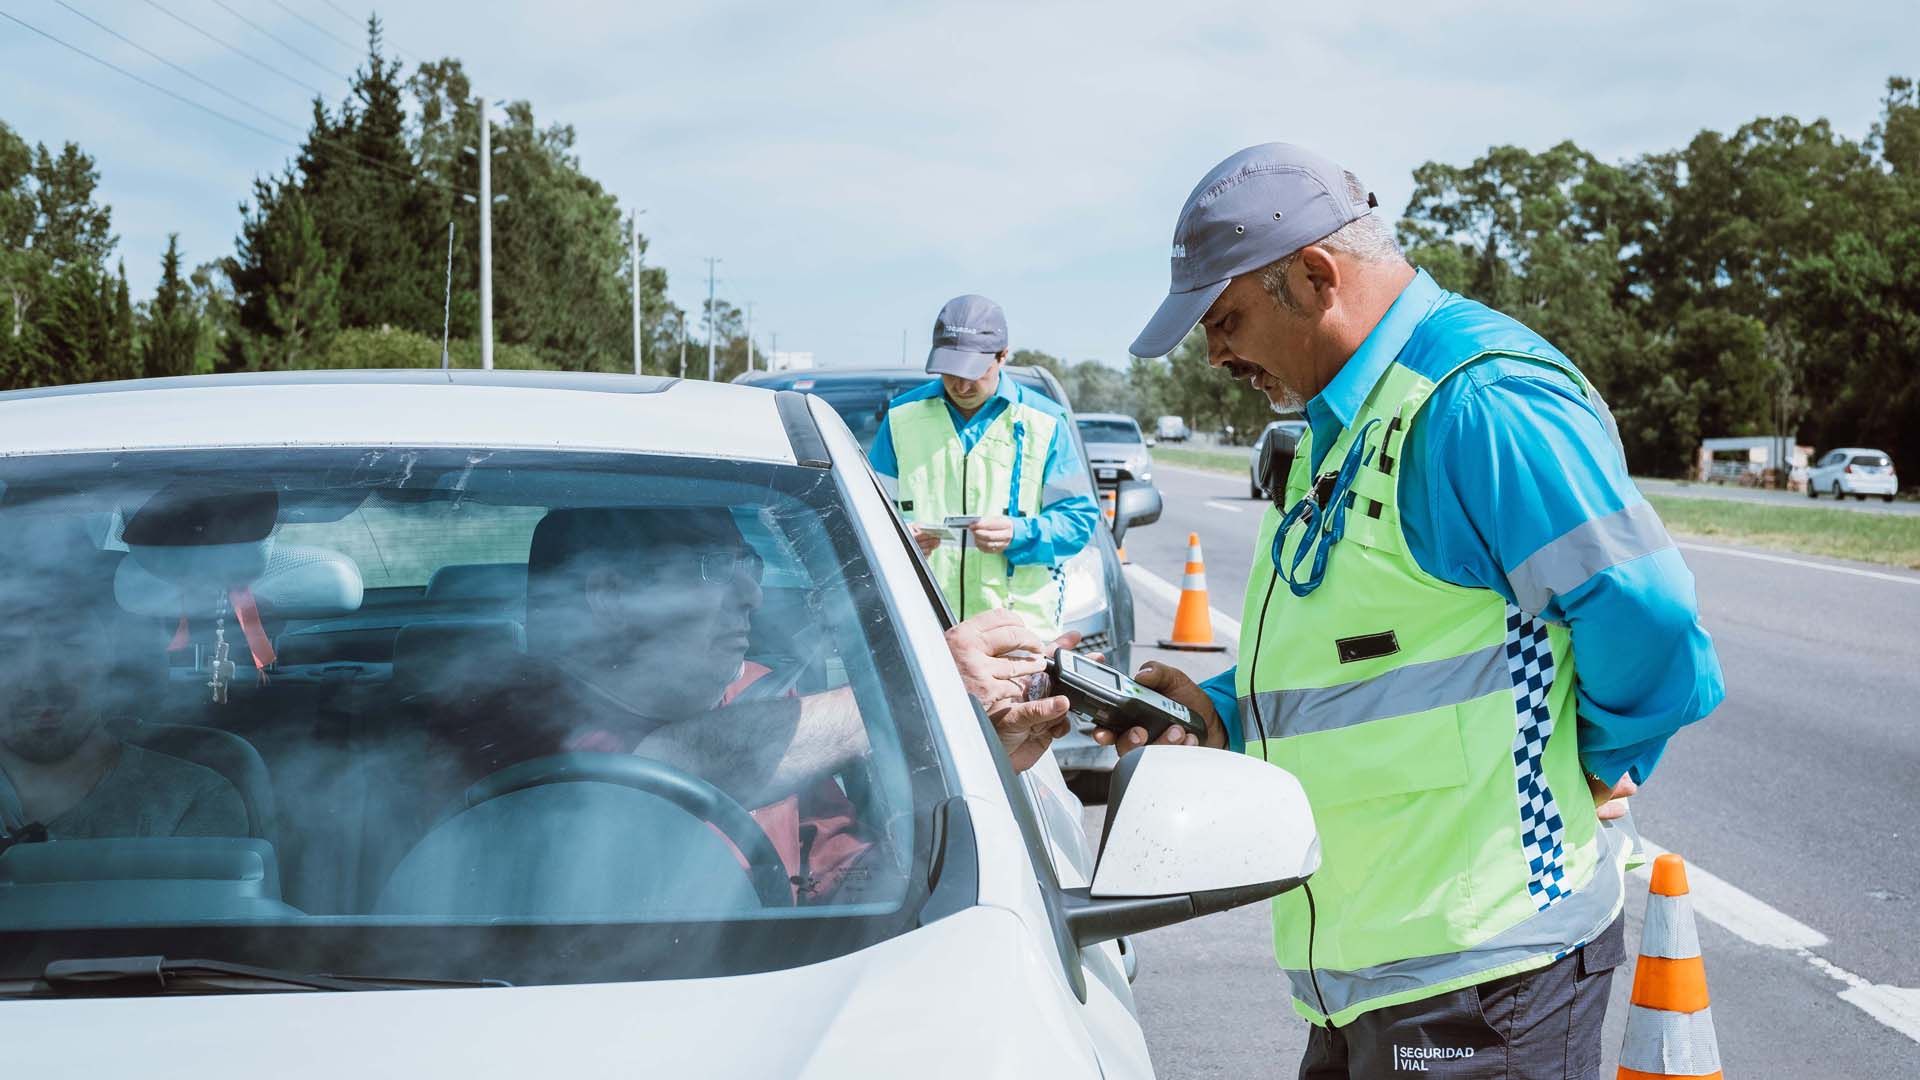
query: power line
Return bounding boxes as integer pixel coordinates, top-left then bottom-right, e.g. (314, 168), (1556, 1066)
(268, 0), (357, 55)
(207, 0), (349, 83)
(51, 0), (301, 135)
(141, 0), (327, 98)
(0, 9), (473, 197)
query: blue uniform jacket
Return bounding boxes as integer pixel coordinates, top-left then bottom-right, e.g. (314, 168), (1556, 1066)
(1202, 270), (1724, 786)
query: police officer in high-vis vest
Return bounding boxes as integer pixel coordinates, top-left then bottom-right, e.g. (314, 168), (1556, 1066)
(870, 295), (1100, 642)
(1099, 145), (1726, 1078)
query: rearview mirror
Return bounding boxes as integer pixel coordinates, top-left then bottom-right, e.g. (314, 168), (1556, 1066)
(1063, 747), (1318, 947)
(1110, 480), (1161, 546)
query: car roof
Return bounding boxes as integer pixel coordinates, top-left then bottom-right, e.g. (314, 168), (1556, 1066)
(1075, 413), (1137, 425)
(737, 365), (1071, 407)
(0, 370), (801, 463)
(1828, 447), (1890, 456)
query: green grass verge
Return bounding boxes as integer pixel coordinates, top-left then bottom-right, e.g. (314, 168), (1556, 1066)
(1148, 450), (1919, 568)
(1646, 495), (1920, 570)
(1155, 446), (1250, 475)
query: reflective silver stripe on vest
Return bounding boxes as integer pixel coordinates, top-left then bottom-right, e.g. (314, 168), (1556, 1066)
(1619, 1005), (1722, 1076)
(1285, 825), (1627, 1019)
(1240, 642), (1510, 738)
(1506, 502), (1673, 618)
(1041, 481), (1081, 506)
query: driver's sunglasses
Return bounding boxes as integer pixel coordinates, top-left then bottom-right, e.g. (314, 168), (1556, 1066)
(695, 548), (765, 586)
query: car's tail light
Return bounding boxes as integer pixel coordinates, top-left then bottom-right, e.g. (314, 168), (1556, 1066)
(1845, 464), (1856, 474)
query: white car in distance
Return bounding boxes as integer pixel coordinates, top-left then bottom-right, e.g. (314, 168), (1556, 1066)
(1807, 447), (1898, 502)
(0, 371), (1320, 1079)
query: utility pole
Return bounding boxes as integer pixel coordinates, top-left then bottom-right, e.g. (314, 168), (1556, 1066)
(744, 302), (753, 372)
(629, 219), (643, 375)
(704, 257), (720, 381)
(900, 328), (907, 366)
(477, 87), (494, 370)
(440, 221), (454, 370)
(678, 310), (688, 379)
(770, 331), (777, 370)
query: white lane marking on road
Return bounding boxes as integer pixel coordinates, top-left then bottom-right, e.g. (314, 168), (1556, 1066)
(1676, 541), (1920, 586)
(1158, 464), (1247, 483)
(1203, 500), (1244, 514)
(1636, 836), (1920, 1044)
(1125, 563), (1241, 640)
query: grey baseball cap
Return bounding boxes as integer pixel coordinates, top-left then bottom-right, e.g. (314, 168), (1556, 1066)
(926, 294), (1008, 379)
(1131, 143), (1377, 357)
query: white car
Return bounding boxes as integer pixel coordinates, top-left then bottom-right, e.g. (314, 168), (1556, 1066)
(1807, 447), (1898, 502)
(0, 371), (1318, 1079)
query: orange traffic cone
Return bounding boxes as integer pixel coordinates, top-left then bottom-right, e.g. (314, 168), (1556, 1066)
(1159, 532), (1227, 652)
(1100, 488), (1131, 563)
(1618, 854), (1723, 1080)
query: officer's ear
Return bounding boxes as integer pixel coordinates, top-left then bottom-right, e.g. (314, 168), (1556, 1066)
(996, 349), (1010, 363)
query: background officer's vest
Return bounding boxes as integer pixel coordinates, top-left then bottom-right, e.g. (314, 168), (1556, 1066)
(888, 391), (1063, 638)
(1237, 297), (1630, 1027)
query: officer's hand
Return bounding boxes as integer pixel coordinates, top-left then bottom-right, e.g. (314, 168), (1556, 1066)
(1587, 773), (1638, 822)
(907, 524), (941, 556)
(970, 516), (1016, 553)
(944, 610), (1048, 714)
(1090, 661), (1225, 753)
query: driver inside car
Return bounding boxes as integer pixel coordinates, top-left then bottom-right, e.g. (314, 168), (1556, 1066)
(507, 507), (880, 903)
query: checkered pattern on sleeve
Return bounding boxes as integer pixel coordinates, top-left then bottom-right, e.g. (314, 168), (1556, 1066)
(1506, 605), (1568, 910)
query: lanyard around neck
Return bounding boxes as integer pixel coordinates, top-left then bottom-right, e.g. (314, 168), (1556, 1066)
(1268, 418), (1382, 597)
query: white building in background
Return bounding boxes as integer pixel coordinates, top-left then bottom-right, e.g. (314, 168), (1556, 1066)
(766, 351), (816, 372)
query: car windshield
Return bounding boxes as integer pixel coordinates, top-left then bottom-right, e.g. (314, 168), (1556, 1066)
(0, 447), (948, 988)
(1077, 419), (1142, 444)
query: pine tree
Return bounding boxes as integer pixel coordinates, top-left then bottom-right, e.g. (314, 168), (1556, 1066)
(224, 180), (340, 370)
(299, 17), (439, 334)
(142, 234), (199, 378)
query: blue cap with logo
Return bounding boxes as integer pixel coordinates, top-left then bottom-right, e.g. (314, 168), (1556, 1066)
(1130, 143), (1377, 358)
(926, 294), (1009, 379)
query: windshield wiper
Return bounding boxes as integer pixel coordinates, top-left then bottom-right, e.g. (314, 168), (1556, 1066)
(12, 955), (510, 996)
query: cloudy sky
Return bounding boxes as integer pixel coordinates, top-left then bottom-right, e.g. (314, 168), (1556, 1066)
(3, 0), (1915, 367)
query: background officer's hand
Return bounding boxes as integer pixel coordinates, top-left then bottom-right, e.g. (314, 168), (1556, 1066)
(1090, 661), (1225, 753)
(970, 516), (1016, 553)
(907, 523), (941, 556)
(1587, 772), (1638, 821)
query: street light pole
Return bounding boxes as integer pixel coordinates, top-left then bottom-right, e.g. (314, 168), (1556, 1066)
(678, 310), (688, 379)
(704, 257), (720, 381)
(744, 302), (753, 373)
(477, 87), (493, 370)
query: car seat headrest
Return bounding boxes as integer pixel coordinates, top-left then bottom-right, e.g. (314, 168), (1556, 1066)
(116, 544), (364, 619)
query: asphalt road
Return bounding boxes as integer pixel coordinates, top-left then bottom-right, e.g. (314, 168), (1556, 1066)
(1094, 464), (1920, 1079)
(1637, 476), (1920, 516)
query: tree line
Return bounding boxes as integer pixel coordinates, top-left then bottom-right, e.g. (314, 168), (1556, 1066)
(0, 18), (757, 391)
(1040, 77), (1916, 478)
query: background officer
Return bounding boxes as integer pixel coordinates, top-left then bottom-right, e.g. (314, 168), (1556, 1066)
(871, 294), (1099, 641)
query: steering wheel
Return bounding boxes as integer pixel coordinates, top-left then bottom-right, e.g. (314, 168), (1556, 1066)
(462, 752), (793, 908)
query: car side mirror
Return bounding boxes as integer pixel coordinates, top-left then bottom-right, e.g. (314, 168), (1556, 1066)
(1063, 748), (1319, 947)
(1110, 480), (1161, 546)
